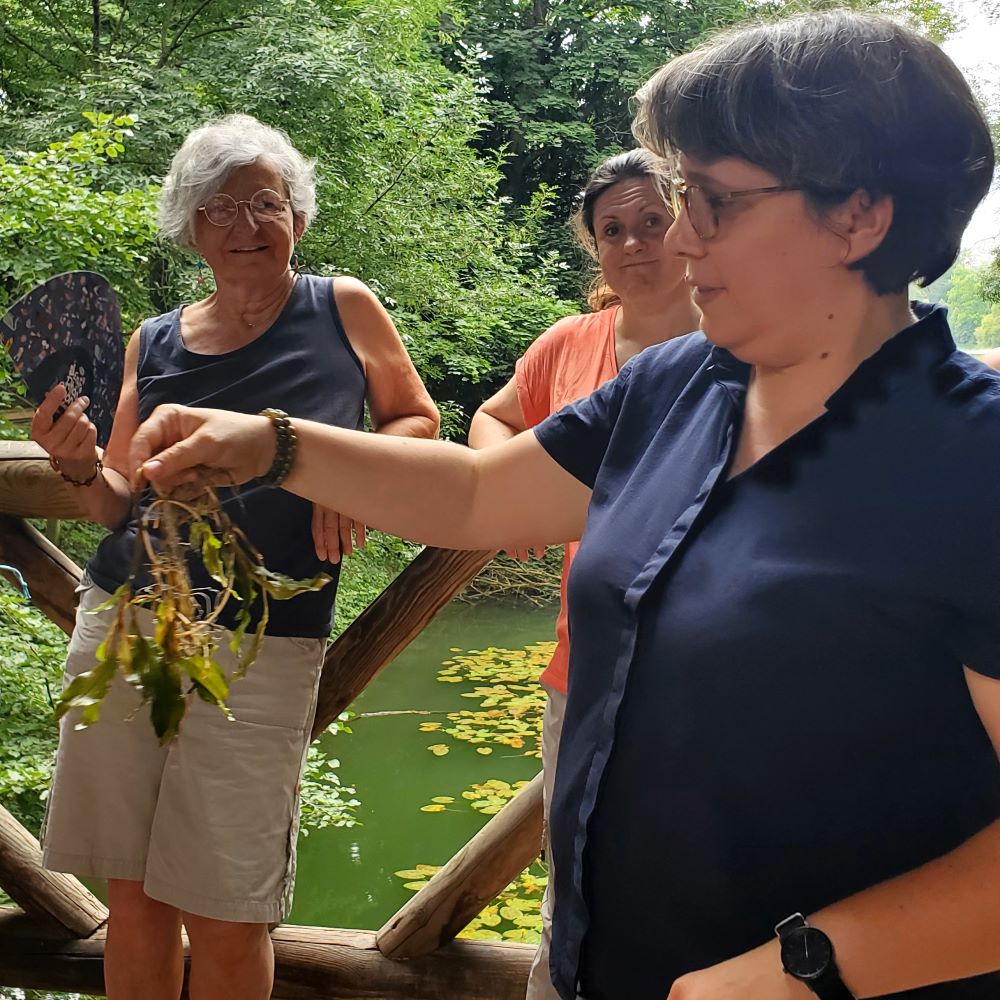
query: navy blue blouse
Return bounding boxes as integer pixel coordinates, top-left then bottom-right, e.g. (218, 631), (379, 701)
(535, 305), (1000, 1000)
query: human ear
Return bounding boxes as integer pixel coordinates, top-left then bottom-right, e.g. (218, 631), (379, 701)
(825, 189), (894, 266)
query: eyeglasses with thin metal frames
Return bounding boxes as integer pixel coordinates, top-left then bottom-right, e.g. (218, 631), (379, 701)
(198, 188), (291, 227)
(668, 182), (803, 241)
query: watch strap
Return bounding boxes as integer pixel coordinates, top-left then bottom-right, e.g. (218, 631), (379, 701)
(775, 914), (856, 1000)
(809, 969), (856, 1000)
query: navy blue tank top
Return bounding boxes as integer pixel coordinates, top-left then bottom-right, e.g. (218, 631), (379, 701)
(87, 274), (366, 637)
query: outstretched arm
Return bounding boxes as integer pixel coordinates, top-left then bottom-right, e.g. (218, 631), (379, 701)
(131, 405), (590, 551)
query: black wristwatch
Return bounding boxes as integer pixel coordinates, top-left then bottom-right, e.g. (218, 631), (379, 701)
(775, 913), (855, 1000)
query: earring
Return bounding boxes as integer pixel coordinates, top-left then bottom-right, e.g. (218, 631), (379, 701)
(195, 259), (209, 289)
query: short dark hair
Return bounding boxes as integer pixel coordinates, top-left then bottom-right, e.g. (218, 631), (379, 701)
(572, 148), (670, 310)
(633, 11), (994, 294)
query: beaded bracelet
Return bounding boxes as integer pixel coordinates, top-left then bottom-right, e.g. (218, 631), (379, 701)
(49, 455), (104, 488)
(259, 408), (297, 487)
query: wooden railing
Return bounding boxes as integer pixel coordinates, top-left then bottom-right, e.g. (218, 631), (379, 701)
(0, 440), (545, 998)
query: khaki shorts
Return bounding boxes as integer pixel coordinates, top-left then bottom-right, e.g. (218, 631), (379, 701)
(41, 576), (326, 923)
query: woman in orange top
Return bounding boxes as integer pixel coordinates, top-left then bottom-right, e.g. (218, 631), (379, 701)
(468, 148), (699, 1000)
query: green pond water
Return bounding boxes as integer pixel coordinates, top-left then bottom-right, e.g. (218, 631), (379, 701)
(287, 599), (555, 931)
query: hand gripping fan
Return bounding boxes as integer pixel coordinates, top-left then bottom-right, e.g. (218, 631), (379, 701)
(0, 271), (125, 447)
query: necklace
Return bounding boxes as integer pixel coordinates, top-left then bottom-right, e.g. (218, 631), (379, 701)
(240, 272), (299, 328)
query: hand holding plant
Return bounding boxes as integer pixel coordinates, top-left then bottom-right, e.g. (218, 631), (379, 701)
(56, 485), (330, 743)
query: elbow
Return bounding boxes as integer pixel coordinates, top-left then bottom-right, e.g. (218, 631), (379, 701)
(425, 404), (441, 440)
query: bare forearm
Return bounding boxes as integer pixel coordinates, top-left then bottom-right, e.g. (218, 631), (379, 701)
(375, 413), (439, 439)
(674, 818), (1000, 999)
(468, 410), (520, 449)
(283, 418), (583, 550)
(76, 465), (134, 530)
(818, 818), (1000, 996)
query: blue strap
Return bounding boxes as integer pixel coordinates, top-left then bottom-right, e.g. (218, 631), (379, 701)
(0, 563), (31, 601)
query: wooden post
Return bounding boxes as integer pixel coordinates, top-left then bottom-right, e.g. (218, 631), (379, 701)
(0, 907), (533, 999)
(0, 808), (107, 939)
(377, 771), (544, 959)
(0, 441), (87, 520)
(311, 546), (495, 737)
(0, 514), (81, 635)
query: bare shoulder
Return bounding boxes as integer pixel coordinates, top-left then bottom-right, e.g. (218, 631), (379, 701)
(981, 347), (1000, 373)
(332, 274), (382, 315)
(124, 324), (142, 358)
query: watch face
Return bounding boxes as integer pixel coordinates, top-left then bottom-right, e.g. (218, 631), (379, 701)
(782, 926), (834, 980)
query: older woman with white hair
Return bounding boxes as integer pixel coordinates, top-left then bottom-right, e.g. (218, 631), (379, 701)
(31, 114), (438, 999)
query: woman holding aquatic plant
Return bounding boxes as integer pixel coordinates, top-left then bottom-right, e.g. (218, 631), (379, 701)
(133, 12), (1000, 999)
(32, 114), (438, 1000)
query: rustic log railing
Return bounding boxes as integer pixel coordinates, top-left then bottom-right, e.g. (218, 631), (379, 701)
(0, 440), (547, 998)
(0, 805), (106, 939)
(0, 906), (534, 999)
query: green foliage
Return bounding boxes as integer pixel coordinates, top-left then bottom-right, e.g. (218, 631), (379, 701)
(59, 491), (332, 744)
(915, 257), (1000, 349)
(442, 0), (957, 299)
(0, 991), (100, 1000)
(299, 723), (361, 833)
(332, 531), (420, 637)
(28, 520), (108, 571)
(0, 584), (68, 833)
(973, 304), (1000, 349)
(0, 0), (577, 422)
(0, 114), (159, 323)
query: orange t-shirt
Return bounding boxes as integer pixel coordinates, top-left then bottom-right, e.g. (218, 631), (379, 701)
(515, 306), (619, 694)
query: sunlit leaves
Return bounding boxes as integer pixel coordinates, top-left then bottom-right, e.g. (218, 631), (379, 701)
(0, 115), (158, 330)
(417, 641), (550, 816)
(436, 641), (554, 758)
(299, 741), (361, 833)
(394, 862), (548, 943)
(0, 583), (69, 832)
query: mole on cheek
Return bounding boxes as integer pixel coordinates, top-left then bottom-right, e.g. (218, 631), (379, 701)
(821, 352), (830, 359)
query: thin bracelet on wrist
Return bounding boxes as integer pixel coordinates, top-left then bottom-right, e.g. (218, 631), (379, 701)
(258, 408), (297, 487)
(49, 455), (103, 488)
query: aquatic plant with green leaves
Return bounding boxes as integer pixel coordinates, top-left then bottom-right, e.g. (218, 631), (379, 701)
(401, 639), (552, 940)
(393, 862), (547, 944)
(419, 640), (554, 759)
(56, 487), (331, 744)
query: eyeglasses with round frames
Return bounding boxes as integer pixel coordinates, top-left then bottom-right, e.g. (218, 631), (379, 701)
(198, 188), (290, 227)
(668, 181), (803, 241)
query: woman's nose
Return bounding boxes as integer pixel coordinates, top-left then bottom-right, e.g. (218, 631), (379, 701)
(235, 203), (260, 230)
(623, 230), (643, 253)
(663, 210), (704, 259)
